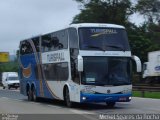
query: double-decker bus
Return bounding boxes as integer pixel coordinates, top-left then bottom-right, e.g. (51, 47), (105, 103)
(19, 23), (141, 107)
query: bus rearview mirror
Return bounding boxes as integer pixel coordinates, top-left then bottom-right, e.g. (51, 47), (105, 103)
(132, 55), (142, 72)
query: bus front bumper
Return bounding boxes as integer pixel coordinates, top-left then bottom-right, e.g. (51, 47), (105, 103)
(80, 92), (132, 103)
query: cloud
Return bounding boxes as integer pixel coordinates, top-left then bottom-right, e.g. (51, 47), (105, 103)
(0, 0), (79, 54)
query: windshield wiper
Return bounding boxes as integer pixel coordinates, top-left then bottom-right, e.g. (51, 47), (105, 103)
(105, 45), (125, 51)
(85, 45), (106, 51)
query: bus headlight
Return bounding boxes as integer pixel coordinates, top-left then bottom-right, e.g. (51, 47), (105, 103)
(129, 97), (132, 100)
(82, 97), (86, 100)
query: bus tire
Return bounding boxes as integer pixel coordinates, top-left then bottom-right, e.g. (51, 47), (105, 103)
(27, 89), (32, 101)
(106, 102), (116, 108)
(64, 87), (73, 108)
(32, 87), (38, 102)
(3, 86), (5, 89)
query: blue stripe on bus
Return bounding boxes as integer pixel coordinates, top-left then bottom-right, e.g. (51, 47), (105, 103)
(80, 92), (132, 103)
(20, 54), (56, 99)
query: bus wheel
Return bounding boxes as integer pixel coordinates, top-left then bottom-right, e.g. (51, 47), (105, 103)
(3, 86), (5, 89)
(106, 102), (116, 108)
(65, 88), (73, 108)
(32, 87), (37, 102)
(27, 89), (32, 101)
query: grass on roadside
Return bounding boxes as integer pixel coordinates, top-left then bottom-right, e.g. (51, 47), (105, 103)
(132, 91), (160, 99)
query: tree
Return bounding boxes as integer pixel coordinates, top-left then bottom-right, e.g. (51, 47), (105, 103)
(0, 62), (18, 72)
(127, 23), (160, 62)
(72, 0), (133, 25)
(72, 0), (160, 62)
(0, 51), (19, 72)
(136, 0), (160, 24)
(135, 0), (160, 46)
(145, 23), (160, 44)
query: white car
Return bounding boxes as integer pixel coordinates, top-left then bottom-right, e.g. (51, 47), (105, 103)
(2, 72), (20, 89)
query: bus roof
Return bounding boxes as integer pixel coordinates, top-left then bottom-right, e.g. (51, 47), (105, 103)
(69, 23), (125, 29)
(20, 23), (125, 42)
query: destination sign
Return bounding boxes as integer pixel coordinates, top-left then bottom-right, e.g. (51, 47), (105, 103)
(90, 28), (117, 37)
(91, 29), (117, 34)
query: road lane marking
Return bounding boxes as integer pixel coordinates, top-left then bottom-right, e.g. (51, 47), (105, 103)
(69, 109), (98, 120)
(70, 109), (94, 114)
(0, 97), (97, 115)
(0, 97), (24, 102)
(0, 97), (65, 109)
(1, 97), (9, 99)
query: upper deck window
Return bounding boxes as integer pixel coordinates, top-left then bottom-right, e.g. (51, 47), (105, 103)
(79, 27), (130, 51)
(68, 28), (78, 49)
(20, 40), (33, 55)
(41, 29), (68, 52)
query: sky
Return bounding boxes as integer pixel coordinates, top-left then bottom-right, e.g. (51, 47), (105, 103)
(0, 0), (79, 54)
(0, 0), (144, 55)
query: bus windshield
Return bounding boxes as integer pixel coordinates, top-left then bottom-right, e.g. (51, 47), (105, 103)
(81, 57), (131, 86)
(79, 27), (130, 51)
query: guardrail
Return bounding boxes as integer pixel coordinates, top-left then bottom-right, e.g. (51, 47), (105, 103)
(133, 86), (160, 97)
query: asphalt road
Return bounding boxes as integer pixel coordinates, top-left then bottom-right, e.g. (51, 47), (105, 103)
(0, 87), (160, 120)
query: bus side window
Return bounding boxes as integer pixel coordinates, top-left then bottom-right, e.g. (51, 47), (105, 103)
(51, 36), (62, 50)
(32, 37), (40, 52)
(20, 41), (25, 55)
(69, 28), (78, 49)
(68, 28), (80, 84)
(41, 34), (53, 52)
(20, 40), (33, 55)
(41, 30), (68, 52)
(51, 29), (68, 50)
(43, 63), (69, 81)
